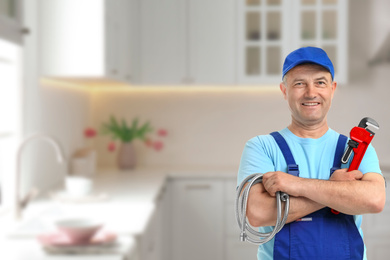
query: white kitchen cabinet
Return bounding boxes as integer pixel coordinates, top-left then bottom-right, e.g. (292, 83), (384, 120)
(224, 178), (258, 260)
(361, 172), (390, 260)
(139, 0), (182, 85)
(171, 178), (224, 260)
(0, 0), (24, 44)
(136, 180), (170, 260)
(140, 0), (235, 85)
(238, 0), (348, 84)
(137, 207), (160, 260)
(40, 0), (133, 84)
(184, 0), (235, 85)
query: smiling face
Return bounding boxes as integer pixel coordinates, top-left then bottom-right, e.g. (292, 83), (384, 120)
(280, 63), (337, 131)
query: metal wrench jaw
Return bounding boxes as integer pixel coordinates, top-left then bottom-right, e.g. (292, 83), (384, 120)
(341, 117), (379, 164)
(358, 117), (379, 131)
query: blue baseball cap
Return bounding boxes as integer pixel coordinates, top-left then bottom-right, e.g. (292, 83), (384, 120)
(282, 46), (334, 80)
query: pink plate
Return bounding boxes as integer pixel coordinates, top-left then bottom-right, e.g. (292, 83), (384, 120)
(37, 230), (117, 247)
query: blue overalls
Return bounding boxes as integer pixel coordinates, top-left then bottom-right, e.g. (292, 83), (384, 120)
(270, 132), (364, 260)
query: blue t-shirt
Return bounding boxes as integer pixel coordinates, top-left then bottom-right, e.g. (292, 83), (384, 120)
(237, 128), (381, 260)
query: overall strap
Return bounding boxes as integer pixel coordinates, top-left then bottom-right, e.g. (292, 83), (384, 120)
(330, 134), (348, 175)
(270, 132), (299, 177)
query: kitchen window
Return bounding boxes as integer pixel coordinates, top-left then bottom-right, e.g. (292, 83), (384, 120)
(0, 0), (23, 209)
(0, 38), (22, 208)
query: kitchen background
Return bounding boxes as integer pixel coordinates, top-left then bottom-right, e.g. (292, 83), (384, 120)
(1, 0), (390, 259)
(17, 0), (390, 194)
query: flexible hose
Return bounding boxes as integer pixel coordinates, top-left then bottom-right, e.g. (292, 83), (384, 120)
(235, 173), (290, 245)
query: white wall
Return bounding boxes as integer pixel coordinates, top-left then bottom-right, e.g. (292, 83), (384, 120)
(90, 81), (390, 170)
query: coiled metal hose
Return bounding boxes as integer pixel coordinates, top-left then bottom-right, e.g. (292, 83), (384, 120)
(235, 173), (290, 245)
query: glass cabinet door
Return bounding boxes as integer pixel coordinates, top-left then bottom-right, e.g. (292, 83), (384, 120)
(242, 0), (284, 83)
(298, 0), (343, 76)
(239, 0), (347, 84)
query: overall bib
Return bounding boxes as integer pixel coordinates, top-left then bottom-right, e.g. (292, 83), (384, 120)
(270, 132), (364, 260)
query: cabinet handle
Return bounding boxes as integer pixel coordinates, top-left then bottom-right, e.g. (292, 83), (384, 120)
(185, 184), (211, 190)
(21, 27), (30, 35)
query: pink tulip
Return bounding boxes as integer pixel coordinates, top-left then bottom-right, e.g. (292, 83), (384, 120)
(157, 128), (168, 137)
(107, 142), (116, 152)
(153, 140), (164, 151)
(84, 127), (97, 138)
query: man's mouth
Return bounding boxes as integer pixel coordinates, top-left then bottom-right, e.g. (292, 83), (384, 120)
(302, 102), (320, 106)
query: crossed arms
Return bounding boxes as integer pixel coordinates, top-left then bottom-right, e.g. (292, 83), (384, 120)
(245, 169), (386, 227)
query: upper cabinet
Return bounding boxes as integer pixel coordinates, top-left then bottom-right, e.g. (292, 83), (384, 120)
(238, 0), (347, 85)
(139, 0), (236, 85)
(40, 0), (134, 84)
(0, 0), (24, 44)
(37, 0), (347, 86)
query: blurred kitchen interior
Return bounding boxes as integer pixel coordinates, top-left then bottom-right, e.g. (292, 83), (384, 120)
(12, 0), (390, 192)
(1, 0), (390, 258)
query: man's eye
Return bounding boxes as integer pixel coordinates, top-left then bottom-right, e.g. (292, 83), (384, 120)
(316, 81), (327, 87)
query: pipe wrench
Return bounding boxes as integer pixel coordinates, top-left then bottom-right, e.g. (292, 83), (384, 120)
(331, 117), (379, 215)
(341, 117), (379, 171)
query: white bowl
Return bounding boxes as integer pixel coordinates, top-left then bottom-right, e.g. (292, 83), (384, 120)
(55, 218), (103, 243)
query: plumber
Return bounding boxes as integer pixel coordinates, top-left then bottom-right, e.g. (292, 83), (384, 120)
(237, 46), (386, 260)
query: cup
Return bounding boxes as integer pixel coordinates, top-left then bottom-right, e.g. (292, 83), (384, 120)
(65, 176), (93, 197)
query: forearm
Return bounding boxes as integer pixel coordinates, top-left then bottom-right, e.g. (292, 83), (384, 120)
(246, 183), (324, 227)
(299, 173), (386, 215)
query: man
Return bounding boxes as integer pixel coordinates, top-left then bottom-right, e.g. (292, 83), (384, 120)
(237, 46), (386, 260)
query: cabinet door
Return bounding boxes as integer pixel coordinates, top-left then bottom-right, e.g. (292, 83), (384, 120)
(294, 0), (348, 83)
(224, 178), (258, 260)
(361, 172), (390, 260)
(140, 0), (183, 84)
(171, 179), (224, 260)
(238, 0), (347, 85)
(40, 0), (132, 84)
(106, 0), (122, 81)
(186, 0), (235, 84)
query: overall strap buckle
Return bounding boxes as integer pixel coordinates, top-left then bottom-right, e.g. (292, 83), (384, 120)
(288, 164), (299, 177)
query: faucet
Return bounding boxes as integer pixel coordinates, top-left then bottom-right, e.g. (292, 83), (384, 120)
(14, 133), (66, 220)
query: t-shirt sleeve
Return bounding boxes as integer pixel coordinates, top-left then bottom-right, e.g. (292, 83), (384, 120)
(237, 136), (277, 186)
(358, 144), (382, 175)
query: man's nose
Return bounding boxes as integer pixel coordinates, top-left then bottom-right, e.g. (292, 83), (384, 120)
(305, 83), (317, 98)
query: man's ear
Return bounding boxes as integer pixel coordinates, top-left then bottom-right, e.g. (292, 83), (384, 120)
(331, 81), (337, 99)
(280, 82), (287, 100)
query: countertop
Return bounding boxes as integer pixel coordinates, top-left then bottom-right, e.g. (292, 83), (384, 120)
(0, 166), (238, 259)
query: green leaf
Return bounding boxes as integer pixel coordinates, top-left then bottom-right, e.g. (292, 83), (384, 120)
(100, 116), (154, 143)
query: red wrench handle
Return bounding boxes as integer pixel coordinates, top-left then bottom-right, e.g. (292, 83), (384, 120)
(348, 127), (374, 171)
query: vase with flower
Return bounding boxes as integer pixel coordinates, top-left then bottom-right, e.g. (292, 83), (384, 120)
(101, 116), (167, 169)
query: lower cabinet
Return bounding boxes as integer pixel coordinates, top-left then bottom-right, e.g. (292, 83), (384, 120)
(136, 181), (170, 260)
(224, 178), (258, 260)
(361, 172), (390, 260)
(171, 178), (224, 260)
(170, 177), (257, 260)
(140, 174), (389, 260)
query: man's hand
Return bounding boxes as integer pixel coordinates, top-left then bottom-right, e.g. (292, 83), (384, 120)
(262, 171), (303, 197)
(330, 168), (363, 181)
